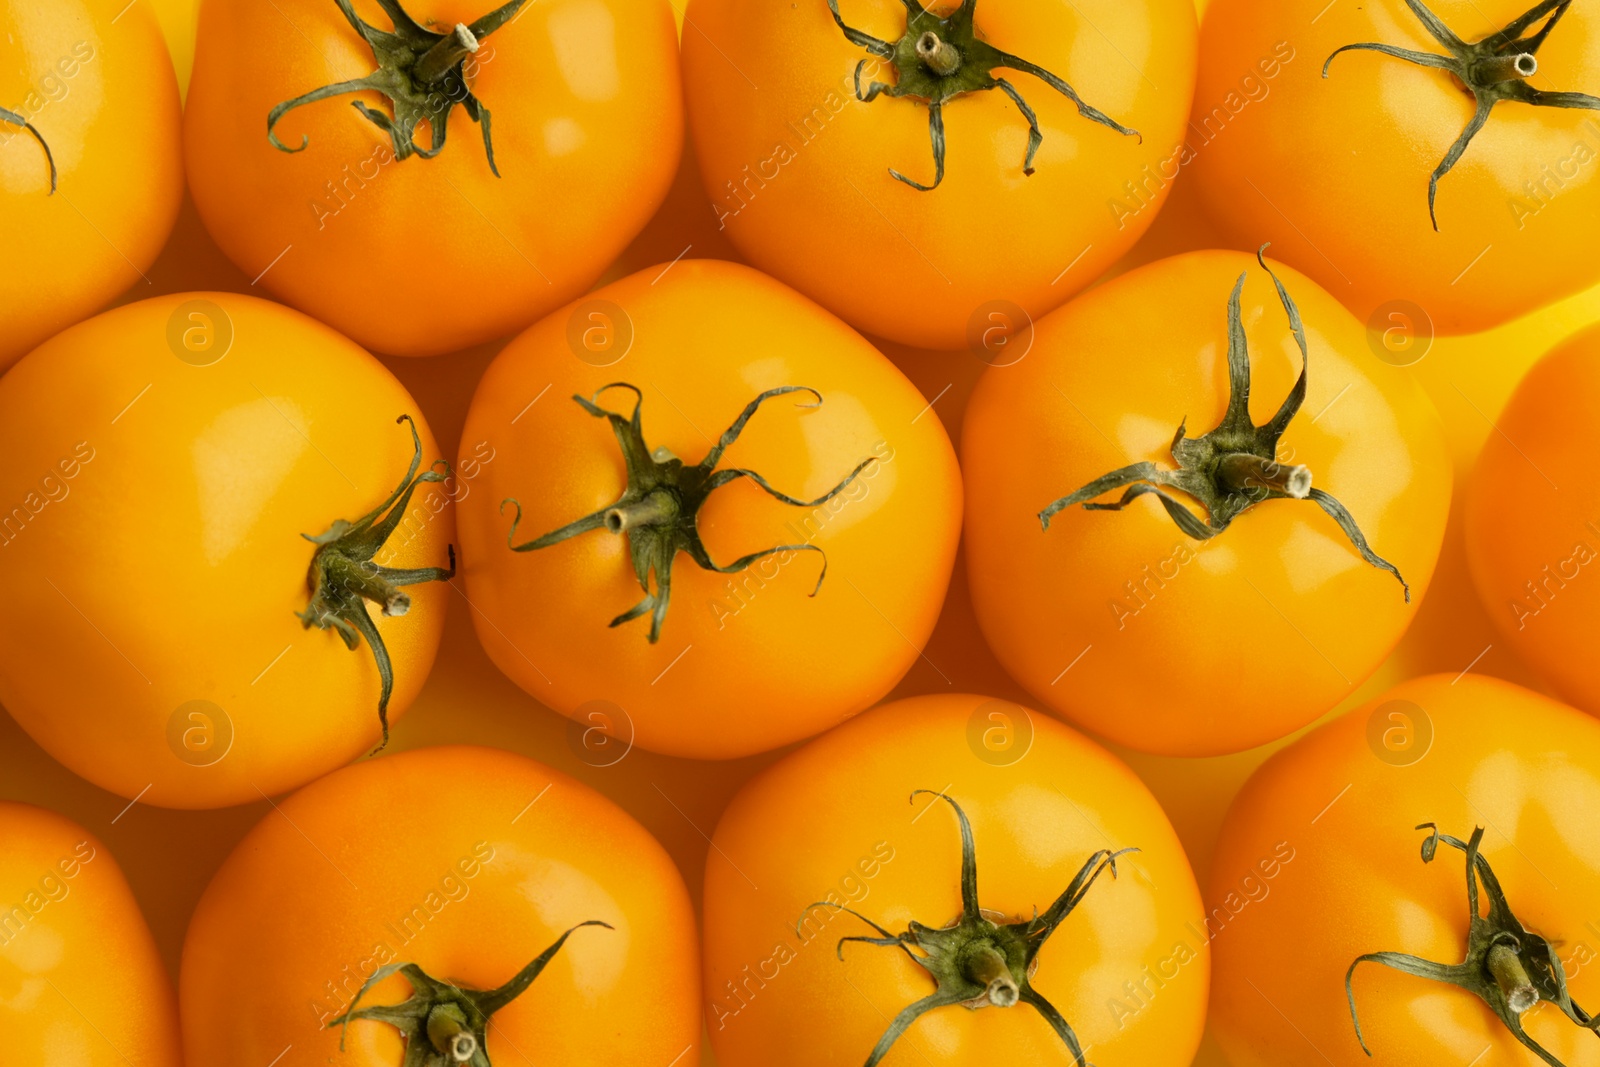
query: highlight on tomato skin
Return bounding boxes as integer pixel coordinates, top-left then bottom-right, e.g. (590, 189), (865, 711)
(1188, 0), (1600, 336)
(0, 802), (184, 1067)
(455, 258), (964, 762)
(702, 692), (1209, 1067)
(680, 0), (1200, 350)
(0, 293), (454, 810)
(1207, 673), (1600, 1067)
(182, 0), (685, 358)
(179, 745), (702, 1067)
(1466, 322), (1600, 719)
(1, 0), (185, 370)
(962, 249), (1453, 758)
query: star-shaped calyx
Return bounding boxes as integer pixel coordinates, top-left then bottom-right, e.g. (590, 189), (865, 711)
(1324, 0), (1600, 228)
(826, 0), (1139, 190)
(1038, 248), (1409, 600)
(802, 791), (1136, 1067)
(268, 0), (528, 175)
(502, 383), (876, 643)
(1348, 825), (1600, 1066)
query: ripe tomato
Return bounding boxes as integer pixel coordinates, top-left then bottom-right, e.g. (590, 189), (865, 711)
(0, 293), (455, 809)
(963, 250), (1452, 757)
(1209, 674), (1600, 1066)
(180, 745), (700, 1067)
(0, 803), (182, 1067)
(1189, 0), (1600, 335)
(1, 0), (183, 369)
(1466, 323), (1600, 715)
(183, 0), (683, 358)
(455, 259), (963, 760)
(680, 0), (1199, 349)
(703, 692), (1208, 1067)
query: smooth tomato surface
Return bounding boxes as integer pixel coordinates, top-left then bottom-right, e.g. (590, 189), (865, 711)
(1466, 324), (1600, 715)
(1, 0), (183, 368)
(180, 746), (700, 1067)
(0, 293), (453, 808)
(1210, 674), (1600, 1066)
(963, 250), (1452, 757)
(184, 0), (683, 357)
(456, 260), (963, 760)
(1190, 0), (1600, 334)
(681, 0), (1198, 349)
(0, 803), (181, 1067)
(704, 693), (1208, 1067)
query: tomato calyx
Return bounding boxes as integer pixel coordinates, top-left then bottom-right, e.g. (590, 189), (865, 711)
(1038, 248), (1411, 600)
(825, 0), (1140, 190)
(0, 106), (57, 194)
(1323, 0), (1600, 230)
(298, 415), (456, 752)
(328, 920), (611, 1066)
(1347, 825), (1599, 1066)
(501, 383), (876, 643)
(800, 791), (1137, 1067)
(267, 0), (529, 177)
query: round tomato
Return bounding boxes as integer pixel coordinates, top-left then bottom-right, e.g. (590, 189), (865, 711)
(1209, 674), (1600, 1066)
(181, 745), (699, 1066)
(963, 250), (1452, 757)
(0, 803), (181, 1067)
(1, 0), (183, 369)
(0, 293), (455, 809)
(703, 692), (1207, 1067)
(1189, 0), (1600, 335)
(183, 0), (682, 358)
(680, 0), (1199, 349)
(455, 259), (962, 760)
(1466, 323), (1600, 715)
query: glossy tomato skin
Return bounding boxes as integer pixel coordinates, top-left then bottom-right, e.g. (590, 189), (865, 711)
(1189, 0), (1600, 334)
(1466, 325), (1600, 715)
(2, 0), (183, 369)
(184, 0), (682, 357)
(0, 294), (452, 809)
(963, 250), (1452, 757)
(1210, 674), (1600, 1066)
(180, 745), (700, 1067)
(681, 0), (1198, 349)
(456, 260), (963, 760)
(0, 803), (181, 1067)
(703, 693), (1208, 1067)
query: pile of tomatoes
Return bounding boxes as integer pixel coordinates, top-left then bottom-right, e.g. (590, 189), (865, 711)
(4, 1), (1600, 1065)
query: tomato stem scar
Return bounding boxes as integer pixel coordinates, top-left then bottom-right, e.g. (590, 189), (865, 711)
(267, 0), (529, 177)
(1323, 0), (1600, 230)
(825, 0), (1139, 191)
(328, 920), (612, 1066)
(0, 105), (58, 194)
(1347, 824), (1596, 1064)
(297, 414), (456, 753)
(1039, 246), (1410, 600)
(798, 790), (1138, 1067)
(501, 383), (877, 644)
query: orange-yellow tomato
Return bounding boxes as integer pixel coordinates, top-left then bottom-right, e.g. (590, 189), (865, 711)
(0, 802), (182, 1067)
(184, 0), (683, 357)
(1, 0), (183, 368)
(1466, 323), (1600, 715)
(0, 293), (454, 809)
(180, 746), (701, 1067)
(681, 0), (1199, 349)
(963, 250), (1452, 757)
(1210, 674), (1600, 1066)
(704, 693), (1209, 1067)
(1189, 0), (1600, 334)
(456, 260), (963, 760)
